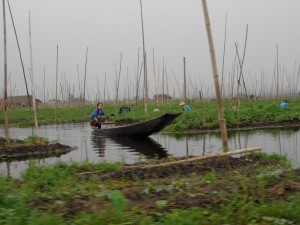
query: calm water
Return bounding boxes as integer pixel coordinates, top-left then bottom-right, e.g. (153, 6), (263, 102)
(1, 123), (299, 178)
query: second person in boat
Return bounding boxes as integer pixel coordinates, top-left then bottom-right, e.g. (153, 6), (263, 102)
(90, 102), (106, 129)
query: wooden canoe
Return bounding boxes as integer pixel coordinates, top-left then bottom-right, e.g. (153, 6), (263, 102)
(92, 112), (182, 137)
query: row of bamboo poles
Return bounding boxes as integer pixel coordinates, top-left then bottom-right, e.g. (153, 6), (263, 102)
(1, 2), (298, 107)
(0, 0), (291, 150)
(1, 0), (229, 148)
(2, 42), (298, 106)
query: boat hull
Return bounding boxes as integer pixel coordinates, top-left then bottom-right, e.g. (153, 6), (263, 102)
(93, 112), (182, 137)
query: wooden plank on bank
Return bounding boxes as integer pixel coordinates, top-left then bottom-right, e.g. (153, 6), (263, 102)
(76, 147), (262, 177)
(125, 147), (262, 169)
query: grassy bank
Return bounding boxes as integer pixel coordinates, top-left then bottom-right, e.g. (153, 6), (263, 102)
(1, 98), (300, 132)
(0, 153), (299, 224)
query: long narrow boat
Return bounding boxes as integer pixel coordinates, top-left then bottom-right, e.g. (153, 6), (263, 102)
(93, 112), (182, 137)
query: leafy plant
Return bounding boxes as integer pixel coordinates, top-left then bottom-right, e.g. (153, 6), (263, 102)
(24, 135), (49, 144)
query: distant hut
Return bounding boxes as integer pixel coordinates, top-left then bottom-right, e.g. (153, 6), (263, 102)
(153, 94), (172, 102)
(5, 95), (41, 108)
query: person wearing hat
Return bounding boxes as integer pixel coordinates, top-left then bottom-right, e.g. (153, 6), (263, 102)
(179, 101), (191, 112)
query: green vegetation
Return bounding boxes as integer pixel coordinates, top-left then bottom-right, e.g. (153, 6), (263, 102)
(1, 98), (300, 132)
(0, 154), (299, 224)
(23, 135), (49, 144)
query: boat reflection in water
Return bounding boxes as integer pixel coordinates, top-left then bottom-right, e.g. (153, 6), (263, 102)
(91, 130), (168, 159)
(90, 132), (106, 158)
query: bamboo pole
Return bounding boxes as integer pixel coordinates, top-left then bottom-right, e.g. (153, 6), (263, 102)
(140, 0), (148, 114)
(165, 66), (171, 104)
(199, 90), (206, 127)
(55, 45), (58, 121)
(136, 61), (143, 104)
(235, 25), (249, 100)
(135, 47), (140, 106)
(231, 51), (237, 99)
(270, 60), (276, 102)
(241, 25), (249, 99)
(82, 47), (88, 118)
(6, 0), (31, 110)
(115, 52), (122, 104)
(171, 70), (182, 98)
(152, 48), (159, 106)
(296, 64), (300, 96)
(77, 64), (81, 100)
(2, 0), (9, 139)
(221, 13), (227, 97)
(28, 11), (38, 134)
(104, 72), (106, 103)
(162, 58), (165, 105)
(201, 0), (228, 149)
(276, 44), (279, 98)
(144, 52), (149, 105)
(183, 57), (187, 101)
(43, 67), (45, 103)
(126, 67), (129, 102)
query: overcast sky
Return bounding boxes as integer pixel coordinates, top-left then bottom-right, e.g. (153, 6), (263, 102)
(1, 0), (300, 101)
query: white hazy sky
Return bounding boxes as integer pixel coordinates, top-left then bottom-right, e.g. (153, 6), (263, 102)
(1, 0), (300, 101)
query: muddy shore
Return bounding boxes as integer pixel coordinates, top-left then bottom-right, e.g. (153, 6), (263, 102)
(71, 154), (300, 215)
(0, 137), (75, 162)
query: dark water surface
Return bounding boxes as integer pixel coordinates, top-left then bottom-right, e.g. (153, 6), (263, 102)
(1, 123), (299, 178)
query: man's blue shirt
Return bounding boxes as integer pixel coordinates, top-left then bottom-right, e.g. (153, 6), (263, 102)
(90, 109), (105, 120)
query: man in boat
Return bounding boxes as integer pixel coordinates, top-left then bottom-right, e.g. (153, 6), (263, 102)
(179, 101), (191, 112)
(90, 102), (106, 129)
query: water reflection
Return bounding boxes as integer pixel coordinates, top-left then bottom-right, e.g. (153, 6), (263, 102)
(1, 124), (300, 178)
(90, 132), (106, 158)
(91, 130), (168, 159)
(160, 128), (300, 168)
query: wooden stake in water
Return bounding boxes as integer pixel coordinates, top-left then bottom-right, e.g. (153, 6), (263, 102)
(201, 0), (228, 149)
(29, 11), (39, 134)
